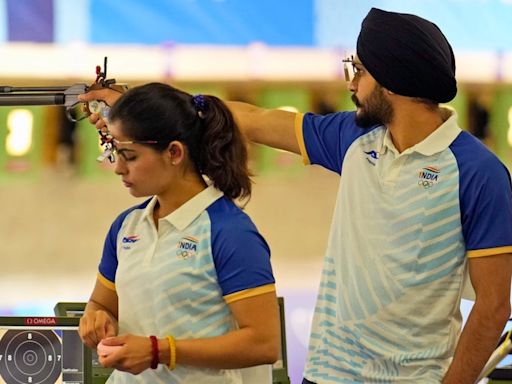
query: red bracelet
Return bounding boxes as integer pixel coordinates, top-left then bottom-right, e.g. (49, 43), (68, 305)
(149, 335), (159, 369)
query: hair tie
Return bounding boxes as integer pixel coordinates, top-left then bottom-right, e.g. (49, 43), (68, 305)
(192, 94), (206, 118)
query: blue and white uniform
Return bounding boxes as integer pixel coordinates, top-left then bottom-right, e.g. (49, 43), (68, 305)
(97, 186), (275, 383)
(296, 109), (512, 383)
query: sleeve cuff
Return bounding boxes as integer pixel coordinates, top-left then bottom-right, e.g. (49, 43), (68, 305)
(97, 272), (116, 291)
(467, 246), (512, 258)
(223, 284), (276, 304)
(294, 113), (310, 165)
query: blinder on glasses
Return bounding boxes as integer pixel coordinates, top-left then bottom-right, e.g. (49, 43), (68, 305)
(342, 55), (359, 82)
(96, 128), (160, 163)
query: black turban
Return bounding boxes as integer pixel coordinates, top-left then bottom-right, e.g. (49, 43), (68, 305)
(356, 8), (457, 103)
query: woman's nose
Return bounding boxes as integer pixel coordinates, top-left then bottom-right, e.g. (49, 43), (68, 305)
(114, 159), (126, 175)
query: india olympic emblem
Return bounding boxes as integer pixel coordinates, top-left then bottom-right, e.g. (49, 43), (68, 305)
(418, 179), (434, 189)
(0, 330), (62, 384)
(176, 236), (199, 260)
(418, 166), (440, 189)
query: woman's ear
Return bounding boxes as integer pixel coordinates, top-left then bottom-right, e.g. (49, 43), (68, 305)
(168, 141), (184, 165)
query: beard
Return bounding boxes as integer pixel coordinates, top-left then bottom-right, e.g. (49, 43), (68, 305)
(352, 85), (394, 128)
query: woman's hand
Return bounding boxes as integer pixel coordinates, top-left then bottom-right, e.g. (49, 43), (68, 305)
(79, 308), (118, 349)
(98, 334), (156, 375)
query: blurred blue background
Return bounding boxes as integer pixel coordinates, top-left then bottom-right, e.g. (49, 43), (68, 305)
(0, 0), (511, 49)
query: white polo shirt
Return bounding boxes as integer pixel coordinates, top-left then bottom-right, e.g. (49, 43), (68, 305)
(297, 109), (512, 383)
(97, 186), (275, 383)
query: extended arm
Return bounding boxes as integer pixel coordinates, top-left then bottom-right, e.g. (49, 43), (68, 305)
(442, 253), (512, 383)
(225, 101), (299, 153)
(79, 89), (301, 154)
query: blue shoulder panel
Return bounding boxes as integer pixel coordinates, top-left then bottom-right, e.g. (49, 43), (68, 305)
(99, 198), (152, 283)
(302, 111), (378, 174)
(207, 197), (274, 296)
(450, 132), (512, 251)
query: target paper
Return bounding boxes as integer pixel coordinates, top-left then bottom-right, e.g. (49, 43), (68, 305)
(0, 330), (62, 384)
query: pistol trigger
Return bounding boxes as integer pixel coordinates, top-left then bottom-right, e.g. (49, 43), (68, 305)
(65, 107), (76, 122)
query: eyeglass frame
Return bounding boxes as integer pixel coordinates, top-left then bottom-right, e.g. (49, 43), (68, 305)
(97, 137), (163, 163)
(342, 55), (364, 82)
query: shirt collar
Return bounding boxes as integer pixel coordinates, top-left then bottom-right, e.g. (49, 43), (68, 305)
(382, 108), (461, 156)
(143, 185), (224, 231)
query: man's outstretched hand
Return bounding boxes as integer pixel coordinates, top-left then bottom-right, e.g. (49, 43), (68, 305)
(79, 88), (124, 129)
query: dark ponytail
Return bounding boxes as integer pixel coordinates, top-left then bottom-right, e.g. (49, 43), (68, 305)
(194, 94), (252, 202)
(109, 83), (252, 202)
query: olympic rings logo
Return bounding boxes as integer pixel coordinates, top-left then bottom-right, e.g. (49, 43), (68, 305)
(176, 249), (192, 259)
(418, 179), (434, 189)
(176, 238), (198, 260)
